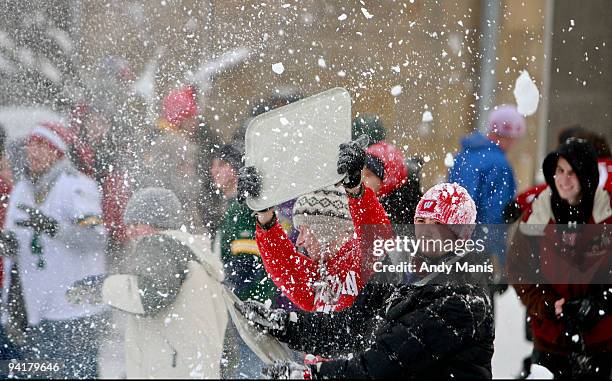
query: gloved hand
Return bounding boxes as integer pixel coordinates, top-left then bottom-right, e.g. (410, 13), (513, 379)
(235, 300), (289, 335)
(562, 297), (606, 330)
(15, 204), (58, 237)
(337, 135), (368, 189)
(502, 200), (523, 224)
(0, 230), (18, 258)
(65, 275), (106, 305)
(262, 360), (313, 380)
(237, 166), (262, 203)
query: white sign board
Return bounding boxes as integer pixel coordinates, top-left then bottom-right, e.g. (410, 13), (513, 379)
(245, 87), (351, 210)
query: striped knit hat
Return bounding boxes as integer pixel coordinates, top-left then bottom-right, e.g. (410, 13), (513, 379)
(292, 186), (351, 229)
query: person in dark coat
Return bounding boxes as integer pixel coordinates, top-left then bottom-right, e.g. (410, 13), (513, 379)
(237, 138), (494, 380)
(507, 138), (612, 379)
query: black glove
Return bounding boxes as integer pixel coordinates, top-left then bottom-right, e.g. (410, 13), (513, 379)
(503, 200), (523, 224)
(262, 360), (312, 380)
(563, 297), (605, 331)
(235, 300), (289, 335)
(237, 166), (262, 203)
(337, 135), (368, 189)
(0, 230), (18, 258)
(15, 204), (58, 237)
(65, 275), (106, 305)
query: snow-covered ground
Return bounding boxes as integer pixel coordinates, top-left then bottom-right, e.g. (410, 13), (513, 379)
(492, 288), (533, 379)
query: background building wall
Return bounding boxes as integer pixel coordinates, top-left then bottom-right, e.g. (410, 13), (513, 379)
(2, 0), (610, 190)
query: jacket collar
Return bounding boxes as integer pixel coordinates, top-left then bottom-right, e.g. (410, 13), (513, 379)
(522, 186), (612, 230)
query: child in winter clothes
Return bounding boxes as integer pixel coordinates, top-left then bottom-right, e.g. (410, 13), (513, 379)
(237, 138), (494, 379)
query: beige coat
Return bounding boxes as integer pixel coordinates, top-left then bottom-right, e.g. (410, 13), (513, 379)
(102, 230), (228, 379)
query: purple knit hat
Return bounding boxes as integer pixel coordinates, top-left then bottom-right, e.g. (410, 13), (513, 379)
(487, 105), (527, 138)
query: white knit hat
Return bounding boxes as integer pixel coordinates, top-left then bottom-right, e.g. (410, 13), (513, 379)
(292, 186), (352, 228)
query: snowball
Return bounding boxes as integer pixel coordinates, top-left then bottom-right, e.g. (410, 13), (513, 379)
(272, 62), (285, 74)
(513, 70), (539, 116)
(338, 13), (347, 21)
(317, 58), (326, 68)
(527, 364), (554, 379)
(264, 299), (272, 309)
(422, 110), (433, 122)
(361, 8), (374, 19)
(279, 117), (289, 125)
(390, 85), (403, 96)
(444, 152), (454, 167)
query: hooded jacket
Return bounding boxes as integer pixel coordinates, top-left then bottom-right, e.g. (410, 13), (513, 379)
(449, 132), (516, 224)
(102, 230), (228, 379)
(508, 139), (612, 355)
(277, 258), (494, 379)
(366, 142), (421, 225)
(513, 157), (612, 218)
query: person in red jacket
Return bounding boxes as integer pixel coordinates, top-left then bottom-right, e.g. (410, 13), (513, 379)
(362, 141), (422, 225)
(69, 105), (132, 247)
(237, 138), (392, 313)
(507, 138), (611, 378)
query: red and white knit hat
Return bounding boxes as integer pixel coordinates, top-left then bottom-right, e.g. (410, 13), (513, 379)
(414, 182), (477, 238)
(28, 123), (70, 154)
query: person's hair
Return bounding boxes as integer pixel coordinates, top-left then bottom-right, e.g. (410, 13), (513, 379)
(585, 131), (611, 158)
(557, 124), (587, 146)
(557, 124), (610, 158)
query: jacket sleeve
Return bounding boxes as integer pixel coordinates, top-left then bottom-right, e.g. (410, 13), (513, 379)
(316, 291), (491, 379)
(507, 228), (559, 320)
(278, 283), (392, 357)
(101, 171), (131, 244)
(55, 177), (107, 253)
(256, 222), (320, 311)
(348, 186), (392, 228)
(448, 152), (479, 200)
(480, 165), (516, 225)
(221, 202), (277, 302)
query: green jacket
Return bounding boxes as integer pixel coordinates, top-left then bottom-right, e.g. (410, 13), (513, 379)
(218, 199), (278, 304)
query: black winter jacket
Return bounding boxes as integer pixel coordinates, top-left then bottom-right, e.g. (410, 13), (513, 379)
(379, 180), (422, 226)
(279, 277), (494, 379)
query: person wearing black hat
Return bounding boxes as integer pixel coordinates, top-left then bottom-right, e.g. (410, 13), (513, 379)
(508, 138), (612, 378)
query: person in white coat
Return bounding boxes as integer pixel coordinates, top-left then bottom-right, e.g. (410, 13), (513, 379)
(67, 187), (229, 379)
(1, 124), (108, 378)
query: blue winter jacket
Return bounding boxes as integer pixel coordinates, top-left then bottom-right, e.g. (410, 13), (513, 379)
(448, 132), (516, 224)
(449, 132), (516, 264)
